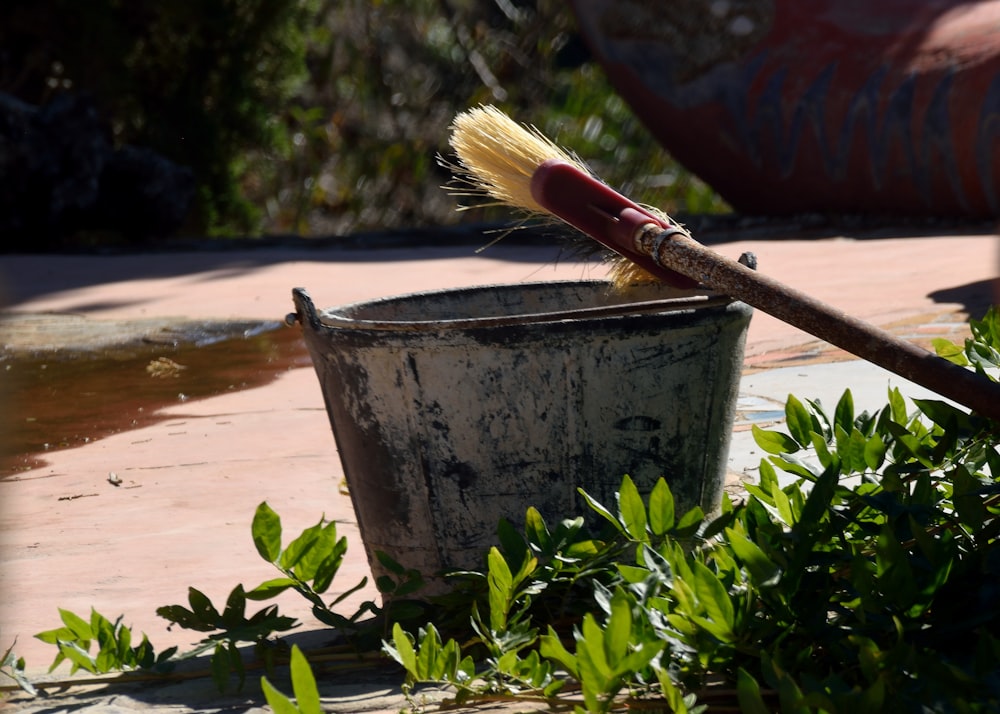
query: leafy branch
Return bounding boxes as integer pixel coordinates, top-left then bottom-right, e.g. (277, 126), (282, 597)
(378, 309), (1000, 712)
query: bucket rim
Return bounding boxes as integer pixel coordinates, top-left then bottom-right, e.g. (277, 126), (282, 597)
(298, 279), (744, 333)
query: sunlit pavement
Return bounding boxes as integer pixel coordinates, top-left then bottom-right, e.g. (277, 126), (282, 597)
(1, 231), (996, 711)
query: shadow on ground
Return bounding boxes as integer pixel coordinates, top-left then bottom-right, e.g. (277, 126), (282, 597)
(4, 627), (433, 714)
(928, 279), (998, 318)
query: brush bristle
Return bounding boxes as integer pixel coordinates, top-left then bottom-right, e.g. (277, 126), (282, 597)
(447, 105), (590, 215)
(447, 105), (678, 290)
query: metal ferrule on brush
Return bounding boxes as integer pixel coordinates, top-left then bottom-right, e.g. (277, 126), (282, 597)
(630, 217), (693, 270)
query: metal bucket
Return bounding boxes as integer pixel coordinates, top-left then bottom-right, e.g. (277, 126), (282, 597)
(291, 280), (751, 589)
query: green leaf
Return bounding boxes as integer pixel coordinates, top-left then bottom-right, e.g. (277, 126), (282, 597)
(34, 625), (74, 646)
(279, 522), (322, 573)
(968, 341), (1000, 371)
(57, 640), (98, 674)
(809, 431), (835, 470)
(115, 621), (133, 665)
(579, 487), (622, 532)
(864, 433), (886, 470)
(752, 425), (800, 454)
(875, 527), (915, 607)
(933, 337), (970, 366)
(846, 428), (869, 474)
(59, 609), (93, 642)
(310, 537), (348, 594)
(297, 522), (343, 583)
(384, 622), (416, 675)
(605, 589), (632, 664)
(737, 668), (771, 714)
(375, 575), (396, 594)
(887, 387), (909, 424)
(805, 397), (834, 440)
(675, 506), (705, 537)
(497, 517), (528, 565)
(487, 547), (513, 633)
(1, 646), (37, 696)
(773, 675), (809, 712)
(952, 465), (988, 531)
(511, 552), (539, 592)
(374, 550), (409, 577)
(691, 562), (734, 641)
(616, 563), (650, 584)
(288, 645), (321, 713)
(416, 624), (442, 681)
(775, 451), (827, 479)
(796, 465), (837, 530)
(617, 474), (648, 541)
(655, 668), (694, 714)
(542, 678), (566, 698)
(858, 674), (887, 714)
(784, 394), (813, 447)
(577, 612), (613, 682)
(523, 507), (552, 553)
(90, 610), (114, 650)
(833, 423), (850, 462)
(565, 538), (601, 559)
(648, 478), (675, 536)
(771, 480), (797, 526)
(834, 389), (855, 435)
(94, 644), (117, 674)
(701, 505), (734, 540)
(260, 675), (302, 714)
(245, 577), (297, 600)
(758, 457), (779, 494)
(913, 397), (972, 431)
(539, 626), (579, 679)
(726, 527), (781, 586)
(252, 502), (283, 563)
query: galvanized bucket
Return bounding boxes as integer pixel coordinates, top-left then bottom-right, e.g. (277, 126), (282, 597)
(291, 280), (751, 590)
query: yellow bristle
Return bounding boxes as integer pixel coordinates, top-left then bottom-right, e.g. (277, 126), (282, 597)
(447, 105), (591, 215)
(608, 260), (662, 289)
(447, 105), (682, 289)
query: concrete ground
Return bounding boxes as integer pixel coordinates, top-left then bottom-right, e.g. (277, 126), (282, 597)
(0, 229), (997, 712)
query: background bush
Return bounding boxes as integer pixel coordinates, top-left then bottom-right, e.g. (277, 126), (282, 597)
(0, 0), (726, 242)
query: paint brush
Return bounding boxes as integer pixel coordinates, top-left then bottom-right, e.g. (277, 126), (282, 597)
(446, 105), (696, 288)
(447, 105), (1000, 421)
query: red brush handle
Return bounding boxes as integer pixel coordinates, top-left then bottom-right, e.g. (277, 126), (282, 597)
(530, 160), (697, 288)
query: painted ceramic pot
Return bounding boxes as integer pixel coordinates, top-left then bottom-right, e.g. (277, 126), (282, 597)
(571, 0), (1000, 217)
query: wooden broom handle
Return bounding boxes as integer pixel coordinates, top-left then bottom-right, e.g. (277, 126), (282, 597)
(636, 227), (1000, 422)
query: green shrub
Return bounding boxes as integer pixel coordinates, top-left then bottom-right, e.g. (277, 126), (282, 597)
(1, 1), (724, 241)
(0, 0), (318, 236)
(257, 0), (727, 236)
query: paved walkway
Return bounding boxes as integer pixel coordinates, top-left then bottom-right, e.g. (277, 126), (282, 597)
(0, 231), (996, 711)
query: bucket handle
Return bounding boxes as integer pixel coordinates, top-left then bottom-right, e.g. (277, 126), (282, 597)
(303, 293), (735, 332)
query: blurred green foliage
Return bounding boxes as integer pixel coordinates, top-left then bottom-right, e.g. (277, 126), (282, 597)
(0, 0), (726, 240)
(1, 0), (318, 236)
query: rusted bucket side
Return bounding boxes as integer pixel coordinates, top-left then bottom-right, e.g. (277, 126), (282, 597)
(292, 281), (751, 591)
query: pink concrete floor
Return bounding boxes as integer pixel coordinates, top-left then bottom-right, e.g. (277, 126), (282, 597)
(1, 234), (997, 674)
